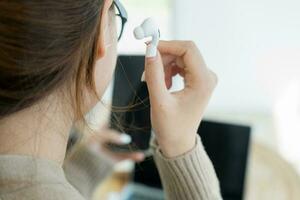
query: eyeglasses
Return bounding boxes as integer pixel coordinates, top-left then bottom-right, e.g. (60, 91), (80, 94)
(113, 0), (128, 41)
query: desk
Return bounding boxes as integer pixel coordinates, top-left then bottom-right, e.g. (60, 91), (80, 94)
(93, 172), (131, 200)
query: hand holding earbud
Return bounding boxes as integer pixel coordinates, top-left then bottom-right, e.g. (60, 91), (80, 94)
(144, 41), (218, 158)
(134, 18), (160, 58)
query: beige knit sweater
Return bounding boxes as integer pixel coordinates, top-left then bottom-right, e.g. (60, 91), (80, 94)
(0, 135), (222, 200)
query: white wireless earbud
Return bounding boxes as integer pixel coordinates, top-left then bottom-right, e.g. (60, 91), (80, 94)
(134, 18), (160, 58)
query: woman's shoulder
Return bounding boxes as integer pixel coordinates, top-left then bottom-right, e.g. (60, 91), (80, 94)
(0, 154), (86, 200)
(0, 183), (85, 200)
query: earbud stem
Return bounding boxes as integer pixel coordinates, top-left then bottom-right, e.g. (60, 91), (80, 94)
(146, 44), (157, 58)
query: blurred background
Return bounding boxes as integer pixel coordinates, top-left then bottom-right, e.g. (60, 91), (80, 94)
(89, 0), (300, 199)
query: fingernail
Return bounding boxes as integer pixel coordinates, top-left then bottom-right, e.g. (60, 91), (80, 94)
(119, 133), (132, 144)
(141, 71), (145, 82)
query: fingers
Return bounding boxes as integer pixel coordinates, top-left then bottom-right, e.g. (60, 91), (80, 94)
(100, 145), (145, 162)
(144, 48), (169, 102)
(87, 129), (145, 163)
(110, 152), (145, 162)
(164, 62), (173, 89)
(145, 40), (216, 103)
(157, 40), (208, 86)
(90, 129), (132, 145)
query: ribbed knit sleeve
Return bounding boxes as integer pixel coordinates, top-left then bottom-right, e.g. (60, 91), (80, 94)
(63, 146), (114, 199)
(152, 135), (222, 200)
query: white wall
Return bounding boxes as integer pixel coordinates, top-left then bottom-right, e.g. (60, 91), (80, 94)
(173, 0), (300, 115)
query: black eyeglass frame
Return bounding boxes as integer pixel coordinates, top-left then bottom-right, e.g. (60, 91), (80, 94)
(113, 0), (128, 41)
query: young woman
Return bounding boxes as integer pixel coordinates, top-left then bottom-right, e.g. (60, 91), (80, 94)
(0, 0), (221, 199)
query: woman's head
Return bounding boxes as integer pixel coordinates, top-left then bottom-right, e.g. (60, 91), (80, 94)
(0, 0), (118, 121)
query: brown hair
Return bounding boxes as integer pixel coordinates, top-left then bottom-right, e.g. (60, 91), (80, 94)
(0, 0), (106, 120)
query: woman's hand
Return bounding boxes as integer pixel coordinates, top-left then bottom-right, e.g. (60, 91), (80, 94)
(144, 40), (218, 158)
(87, 128), (145, 162)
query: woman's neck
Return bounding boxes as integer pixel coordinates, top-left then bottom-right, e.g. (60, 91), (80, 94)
(0, 93), (73, 165)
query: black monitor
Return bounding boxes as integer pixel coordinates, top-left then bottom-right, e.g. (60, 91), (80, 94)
(110, 56), (151, 151)
(110, 55), (251, 200)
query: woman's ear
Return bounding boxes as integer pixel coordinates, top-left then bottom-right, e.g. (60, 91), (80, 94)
(97, 0), (113, 59)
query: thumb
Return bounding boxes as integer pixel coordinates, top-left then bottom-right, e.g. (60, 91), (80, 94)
(144, 48), (169, 102)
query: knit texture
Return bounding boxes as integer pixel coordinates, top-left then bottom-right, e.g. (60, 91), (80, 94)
(64, 145), (114, 199)
(0, 155), (85, 200)
(0, 136), (222, 200)
(152, 135), (222, 200)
